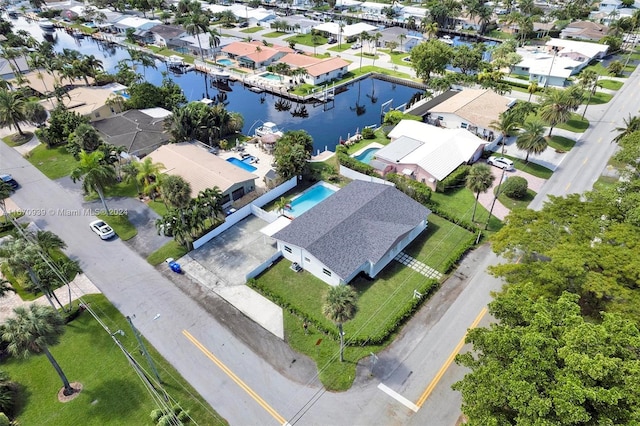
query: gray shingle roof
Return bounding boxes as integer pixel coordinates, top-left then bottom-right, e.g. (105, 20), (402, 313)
(93, 110), (170, 154)
(273, 180), (430, 280)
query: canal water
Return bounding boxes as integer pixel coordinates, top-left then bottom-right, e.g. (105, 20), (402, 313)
(9, 16), (422, 152)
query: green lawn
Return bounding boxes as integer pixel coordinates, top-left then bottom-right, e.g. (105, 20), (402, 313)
(556, 113), (589, 133)
(328, 44), (351, 52)
(147, 240), (188, 265)
(598, 79), (624, 90)
(262, 31), (287, 38)
(97, 213), (137, 241)
(593, 175), (619, 192)
(583, 62), (615, 76)
(2, 294), (226, 425)
(587, 91), (613, 104)
(284, 33), (328, 47)
(240, 26), (263, 33)
(486, 30), (515, 40)
(430, 187), (501, 228)
(497, 189), (537, 211)
(26, 145), (78, 180)
(378, 49), (411, 67)
(148, 200), (169, 217)
(2, 132), (33, 147)
(547, 135), (576, 151)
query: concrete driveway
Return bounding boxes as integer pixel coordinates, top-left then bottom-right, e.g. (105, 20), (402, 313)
(56, 176), (171, 257)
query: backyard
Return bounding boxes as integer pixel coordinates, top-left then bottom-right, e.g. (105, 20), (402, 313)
(249, 214), (475, 390)
(1, 294), (226, 425)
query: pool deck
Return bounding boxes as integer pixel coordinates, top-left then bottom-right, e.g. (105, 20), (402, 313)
(219, 142), (275, 188)
(350, 142), (385, 157)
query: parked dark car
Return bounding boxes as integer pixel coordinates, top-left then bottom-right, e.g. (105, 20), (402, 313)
(0, 174), (18, 190)
(327, 37), (337, 44)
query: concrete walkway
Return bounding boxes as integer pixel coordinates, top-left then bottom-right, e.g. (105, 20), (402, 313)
(394, 252), (443, 280)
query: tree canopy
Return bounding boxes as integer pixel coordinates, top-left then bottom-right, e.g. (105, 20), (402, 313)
(273, 130), (313, 180)
(409, 39), (454, 82)
(454, 287), (640, 425)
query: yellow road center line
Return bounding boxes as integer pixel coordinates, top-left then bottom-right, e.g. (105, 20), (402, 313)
(583, 157), (589, 165)
(565, 182), (571, 191)
(183, 330), (287, 425)
(416, 307), (488, 408)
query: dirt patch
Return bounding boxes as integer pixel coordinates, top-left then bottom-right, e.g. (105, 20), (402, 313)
(58, 382), (83, 403)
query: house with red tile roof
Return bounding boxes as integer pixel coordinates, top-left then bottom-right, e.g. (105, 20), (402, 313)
(222, 41), (293, 69)
(302, 57), (350, 85)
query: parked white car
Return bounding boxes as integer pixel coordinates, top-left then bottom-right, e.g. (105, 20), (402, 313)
(487, 156), (515, 170)
(89, 220), (115, 240)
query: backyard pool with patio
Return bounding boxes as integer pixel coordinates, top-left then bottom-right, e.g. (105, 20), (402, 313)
(227, 157), (258, 172)
(286, 182), (338, 217)
(353, 147), (380, 164)
(259, 72), (283, 81)
(217, 58), (234, 66)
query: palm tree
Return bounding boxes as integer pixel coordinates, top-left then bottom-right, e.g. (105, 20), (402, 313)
(275, 197), (289, 216)
(322, 285), (358, 362)
(135, 157), (166, 200)
(160, 175), (192, 210)
(185, 13), (210, 63)
(3, 304), (76, 396)
(80, 55), (104, 85)
(371, 32), (382, 67)
(539, 88), (572, 137)
(466, 163), (495, 222)
(517, 120), (547, 161)
(578, 69), (598, 119)
(0, 279), (15, 298)
(71, 150), (117, 214)
(0, 89), (27, 136)
(197, 187), (223, 222)
(526, 81), (538, 102)
(612, 114), (640, 143)
(490, 111), (520, 155)
(397, 33), (406, 52)
(358, 31), (369, 70)
(425, 22), (439, 40)
(209, 29), (221, 63)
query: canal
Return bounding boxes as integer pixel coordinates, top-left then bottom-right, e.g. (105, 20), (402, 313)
(8, 16), (423, 152)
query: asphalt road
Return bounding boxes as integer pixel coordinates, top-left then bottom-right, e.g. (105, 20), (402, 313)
(1, 38), (637, 425)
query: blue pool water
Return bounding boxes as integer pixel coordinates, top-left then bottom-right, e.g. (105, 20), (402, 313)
(353, 147), (379, 164)
(217, 58), (233, 66)
(260, 72), (281, 81)
(287, 184), (336, 217)
(227, 157), (257, 172)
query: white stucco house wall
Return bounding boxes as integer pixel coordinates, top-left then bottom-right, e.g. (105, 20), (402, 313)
(272, 180), (431, 286)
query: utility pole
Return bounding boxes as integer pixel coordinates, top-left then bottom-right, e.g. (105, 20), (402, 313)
(127, 315), (162, 385)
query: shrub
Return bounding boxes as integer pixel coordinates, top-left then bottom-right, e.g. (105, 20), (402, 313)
(437, 165), (471, 193)
(361, 127), (375, 139)
(385, 173), (432, 205)
(501, 176), (528, 199)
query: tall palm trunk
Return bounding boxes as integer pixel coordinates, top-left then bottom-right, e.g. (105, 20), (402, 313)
(95, 186), (110, 215)
(27, 269), (57, 310)
(13, 120), (24, 136)
(43, 347), (75, 396)
(471, 192), (480, 222)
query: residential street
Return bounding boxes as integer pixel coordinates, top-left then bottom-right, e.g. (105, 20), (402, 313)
(0, 37), (637, 425)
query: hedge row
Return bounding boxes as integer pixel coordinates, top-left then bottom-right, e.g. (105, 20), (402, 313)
(384, 173), (432, 204)
(335, 145), (377, 176)
(248, 277), (439, 346)
(437, 165), (471, 193)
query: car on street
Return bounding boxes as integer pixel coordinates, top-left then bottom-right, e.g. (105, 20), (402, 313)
(351, 42), (361, 49)
(89, 220), (116, 240)
(0, 174), (19, 190)
(487, 156), (515, 170)
(327, 37), (337, 44)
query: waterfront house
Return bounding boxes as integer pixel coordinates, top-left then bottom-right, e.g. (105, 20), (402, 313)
(222, 41), (292, 69)
(149, 24), (188, 48)
(312, 22), (378, 42)
(372, 120), (489, 191)
(113, 16), (161, 38)
(302, 57), (350, 85)
(55, 83), (129, 121)
(425, 89), (515, 149)
(93, 108), (172, 157)
(272, 180), (431, 286)
(377, 27), (423, 52)
(178, 34), (240, 58)
(146, 142), (257, 207)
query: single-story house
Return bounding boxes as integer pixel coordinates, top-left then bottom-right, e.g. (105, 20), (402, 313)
(372, 120), (489, 190)
(426, 89), (515, 149)
(560, 21), (609, 41)
(92, 108), (172, 156)
(113, 16), (161, 36)
(178, 34), (240, 58)
(0, 56), (29, 80)
(302, 57), (350, 85)
(276, 15), (319, 34)
(272, 180), (431, 286)
(19, 69), (95, 96)
(377, 27), (423, 51)
(53, 82), (128, 121)
(222, 41), (292, 69)
(149, 24), (187, 47)
(312, 21), (377, 41)
(146, 142), (257, 207)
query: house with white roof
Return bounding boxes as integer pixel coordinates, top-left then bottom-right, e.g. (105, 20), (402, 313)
(272, 180), (431, 286)
(113, 16), (161, 35)
(512, 39), (608, 86)
(313, 22), (377, 42)
(179, 34), (240, 58)
(372, 120), (489, 190)
(426, 89), (515, 149)
(277, 15), (319, 34)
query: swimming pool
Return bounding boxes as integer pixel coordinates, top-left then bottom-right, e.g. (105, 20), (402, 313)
(287, 183), (337, 217)
(260, 72), (281, 81)
(227, 157), (257, 172)
(217, 58), (233, 66)
(353, 147), (379, 164)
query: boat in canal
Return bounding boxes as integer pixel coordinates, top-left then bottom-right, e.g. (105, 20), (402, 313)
(254, 122), (283, 138)
(38, 19), (55, 31)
